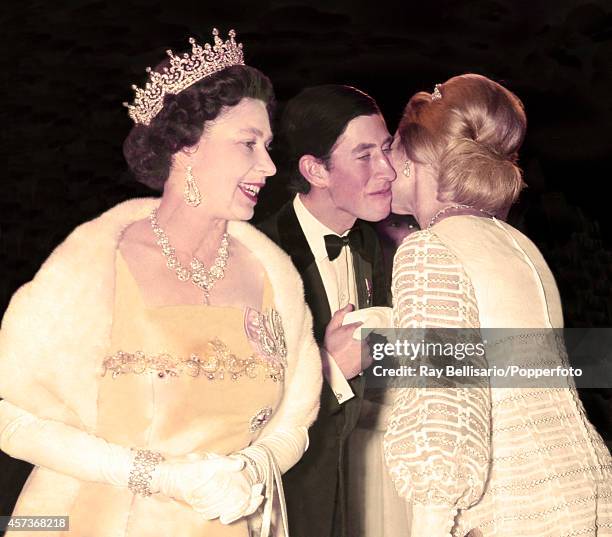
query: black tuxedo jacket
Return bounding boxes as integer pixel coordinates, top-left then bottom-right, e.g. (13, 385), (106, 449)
(258, 201), (388, 537)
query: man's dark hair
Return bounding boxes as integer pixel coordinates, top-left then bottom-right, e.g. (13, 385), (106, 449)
(279, 85), (380, 194)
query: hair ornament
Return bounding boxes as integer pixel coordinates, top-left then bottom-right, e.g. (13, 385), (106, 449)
(431, 83), (443, 101)
(123, 29), (245, 125)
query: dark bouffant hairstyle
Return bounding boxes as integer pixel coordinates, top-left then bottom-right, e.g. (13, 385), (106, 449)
(397, 73), (527, 215)
(123, 64), (275, 190)
(279, 85), (380, 194)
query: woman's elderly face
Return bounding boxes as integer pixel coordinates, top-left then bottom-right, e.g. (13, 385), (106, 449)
(181, 97), (276, 221)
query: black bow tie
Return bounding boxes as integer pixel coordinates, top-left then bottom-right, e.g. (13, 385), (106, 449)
(324, 227), (364, 261)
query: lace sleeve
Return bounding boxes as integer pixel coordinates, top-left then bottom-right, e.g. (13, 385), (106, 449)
(383, 230), (491, 537)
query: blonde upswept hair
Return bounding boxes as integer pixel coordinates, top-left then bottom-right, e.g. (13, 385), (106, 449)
(398, 74), (527, 215)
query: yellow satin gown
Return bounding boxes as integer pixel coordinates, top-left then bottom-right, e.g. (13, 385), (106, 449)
(65, 251), (285, 537)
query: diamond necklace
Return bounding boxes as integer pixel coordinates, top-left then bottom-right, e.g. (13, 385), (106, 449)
(149, 209), (230, 304)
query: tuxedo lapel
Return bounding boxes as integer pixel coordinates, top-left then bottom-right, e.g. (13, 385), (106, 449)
(277, 203), (331, 343)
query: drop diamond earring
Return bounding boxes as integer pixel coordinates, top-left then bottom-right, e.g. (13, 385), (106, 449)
(402, 159), (411, 178)
(184, 165), (202, 207)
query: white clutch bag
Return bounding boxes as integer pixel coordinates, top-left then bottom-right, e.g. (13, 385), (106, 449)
(342, 306), (393, 340)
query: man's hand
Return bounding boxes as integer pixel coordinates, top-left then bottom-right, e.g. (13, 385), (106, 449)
(323, 304), (372, 379)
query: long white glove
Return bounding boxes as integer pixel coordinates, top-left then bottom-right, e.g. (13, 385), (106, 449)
(0, 400), (262, 524)
(236, 426), (308, 483)
(0, 399), (133, 486)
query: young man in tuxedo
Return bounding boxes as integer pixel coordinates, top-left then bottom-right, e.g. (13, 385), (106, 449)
(258, 85), (395, 537)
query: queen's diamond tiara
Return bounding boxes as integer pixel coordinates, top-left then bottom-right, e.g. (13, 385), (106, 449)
(124, 28), (245, 126)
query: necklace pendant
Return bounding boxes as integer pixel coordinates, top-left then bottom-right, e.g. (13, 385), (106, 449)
(192, 271), (208, 289)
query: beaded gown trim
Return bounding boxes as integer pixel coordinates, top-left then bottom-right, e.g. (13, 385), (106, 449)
(102, 307), (287, 381)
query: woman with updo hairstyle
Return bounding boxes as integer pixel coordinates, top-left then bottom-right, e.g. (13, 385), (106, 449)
(383, 74), (612, 536)
(0, 29), (321, 537)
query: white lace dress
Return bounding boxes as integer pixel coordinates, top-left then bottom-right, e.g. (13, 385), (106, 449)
(383, 215), (612, 537)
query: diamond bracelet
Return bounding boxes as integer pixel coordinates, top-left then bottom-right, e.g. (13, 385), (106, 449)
(128, 449), (165, 497)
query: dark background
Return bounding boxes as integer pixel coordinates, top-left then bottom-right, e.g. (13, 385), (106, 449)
(1, 0), (611, 517)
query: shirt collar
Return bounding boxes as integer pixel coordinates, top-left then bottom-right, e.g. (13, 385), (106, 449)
(293, 194), (347, 262)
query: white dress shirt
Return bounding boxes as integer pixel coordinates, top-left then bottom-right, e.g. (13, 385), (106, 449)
(293, 195), (357, 403)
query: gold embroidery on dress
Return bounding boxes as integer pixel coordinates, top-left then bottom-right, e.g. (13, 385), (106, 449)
(102, 338), (284, 381)
(103, 307), (288, 381)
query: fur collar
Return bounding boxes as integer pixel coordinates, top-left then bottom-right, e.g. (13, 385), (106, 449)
(0, 198), (320, 431)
